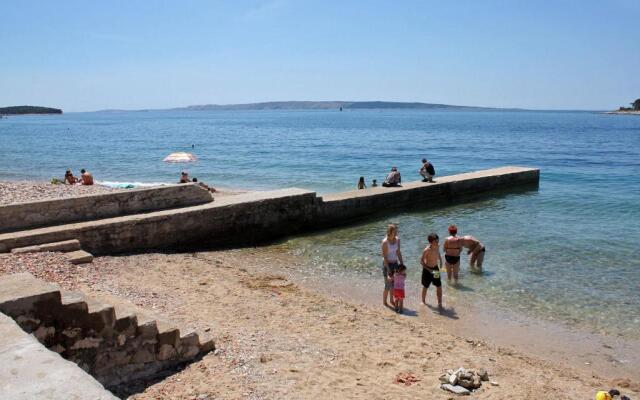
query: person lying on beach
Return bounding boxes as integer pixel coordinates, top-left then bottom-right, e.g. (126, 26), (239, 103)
(444, 225), (462, 284)
(64, 170), (78, 184)
(420, 232), (443, 308)
(461, 235), (486, 271)
(179, 171), (190, 183)
(357, 176), (366, 189)
(392, 264), (407, 313)
(381, 224), (403, 308)
(419, 158), (435, 183)
(382, 167), (401, 187)
(192, 177), (216, 193)
(79, 169), (94, 185)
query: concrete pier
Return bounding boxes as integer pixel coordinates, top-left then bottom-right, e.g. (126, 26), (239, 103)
(0, 166), (539, 255)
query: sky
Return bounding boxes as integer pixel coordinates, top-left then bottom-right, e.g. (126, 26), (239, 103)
(1, 0), (639, 112)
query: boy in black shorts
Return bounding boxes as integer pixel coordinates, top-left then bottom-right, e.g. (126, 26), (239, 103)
(420, 232), (443, 308)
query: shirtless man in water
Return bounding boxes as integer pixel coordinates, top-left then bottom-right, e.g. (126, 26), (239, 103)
(443, 225), (462, 283)
(461, 235), (486, 271)
(420, 233), (443, 308)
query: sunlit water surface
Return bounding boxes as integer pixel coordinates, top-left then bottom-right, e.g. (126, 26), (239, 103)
(1, 110), (638, 338)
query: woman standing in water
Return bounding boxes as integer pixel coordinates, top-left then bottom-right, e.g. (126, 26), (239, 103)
(381, 224), (403, 308)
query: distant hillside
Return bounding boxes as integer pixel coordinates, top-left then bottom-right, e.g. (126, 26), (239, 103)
(174, 101), (499, 111)
(0, 106), (63, 115)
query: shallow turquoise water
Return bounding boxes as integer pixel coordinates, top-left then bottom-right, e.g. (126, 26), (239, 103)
(1, 110), (639, 337)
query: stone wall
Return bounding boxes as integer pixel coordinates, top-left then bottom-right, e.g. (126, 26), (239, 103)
(0, 273), (213, 390)
(0, 183), (213, 233)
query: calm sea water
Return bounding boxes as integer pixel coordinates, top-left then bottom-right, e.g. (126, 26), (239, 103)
(1, 110), (639, 338)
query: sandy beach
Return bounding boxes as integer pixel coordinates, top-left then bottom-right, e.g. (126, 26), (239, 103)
(1, 247), (638, 399)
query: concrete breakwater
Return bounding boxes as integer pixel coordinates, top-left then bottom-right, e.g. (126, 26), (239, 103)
(0, 183), (213, 233)
(0, 166), (539, 255)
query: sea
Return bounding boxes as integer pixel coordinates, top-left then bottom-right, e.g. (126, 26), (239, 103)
(1, 109), (639, 340)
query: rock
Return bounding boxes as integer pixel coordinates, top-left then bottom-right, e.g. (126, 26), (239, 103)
(16, 315), (40, 331)
(132, 347), (156, 364)
(448, 373), (458, 385)
(490, 381), (499, 386)
(70, 337), (102, 350)
(439, 374), (449, 384)
(157, 344), (177, 361)
(50, 344), (66, 354)
(472, 376), (482, 389)
(458, 377), (475, 390)
(479, 368), (489, 381)
(33, 326), (55, 342)
(441, 384), (470, 395)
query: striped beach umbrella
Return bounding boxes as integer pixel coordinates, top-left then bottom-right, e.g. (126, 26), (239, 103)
(163, 152), (197, 163)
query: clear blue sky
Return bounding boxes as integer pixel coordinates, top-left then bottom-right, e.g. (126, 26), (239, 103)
(1, 0), (639, 111)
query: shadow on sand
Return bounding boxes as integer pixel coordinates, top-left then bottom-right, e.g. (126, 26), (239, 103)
(426, 304), (459, 320)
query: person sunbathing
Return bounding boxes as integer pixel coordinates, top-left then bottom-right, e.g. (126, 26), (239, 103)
(193, 177), (216, 193)
(79, 169), (94, 185)
(64, 170), (78, 184)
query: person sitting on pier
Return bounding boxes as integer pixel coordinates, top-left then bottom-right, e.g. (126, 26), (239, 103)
(357, 176), (367, 189)
(419, 158), (435, 183)
(79, 169), (94, 185)
(460, 235), (486, 271)
(64, 170), (78, 184)
(382, 167), (401, 187)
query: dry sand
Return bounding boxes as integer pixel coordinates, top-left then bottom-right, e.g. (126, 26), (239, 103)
(2, 249), (638, 400)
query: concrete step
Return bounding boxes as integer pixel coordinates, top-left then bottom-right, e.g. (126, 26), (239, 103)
(0, 273), (61, 318)
(65, 249), (94, 264)
(10, 239), (81, 254)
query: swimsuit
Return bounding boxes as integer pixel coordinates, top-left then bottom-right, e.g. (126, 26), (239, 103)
(393, 273), (405, 299)
(382, 262), (398, 290)
(445, 239), (461, 264)
(422, 266), (442, 288)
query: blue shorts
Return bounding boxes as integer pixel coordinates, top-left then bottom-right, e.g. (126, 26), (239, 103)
(383, 262), (399, 290)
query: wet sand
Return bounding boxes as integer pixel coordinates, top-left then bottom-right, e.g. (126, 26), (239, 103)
(1, 248), (638, 399)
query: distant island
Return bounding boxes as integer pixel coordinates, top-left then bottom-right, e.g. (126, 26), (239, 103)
(171, 101), (506, 111)
(0, 106), (63, 115)
(607, 98), (640, 115)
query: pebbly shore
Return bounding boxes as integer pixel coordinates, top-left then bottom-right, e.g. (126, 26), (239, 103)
(0, 181), (120, 206)
(1, 249), (638, 399)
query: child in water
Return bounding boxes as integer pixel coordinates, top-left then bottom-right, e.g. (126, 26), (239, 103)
(393, 264), (407, 313)
(357, 176), (366, 189)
